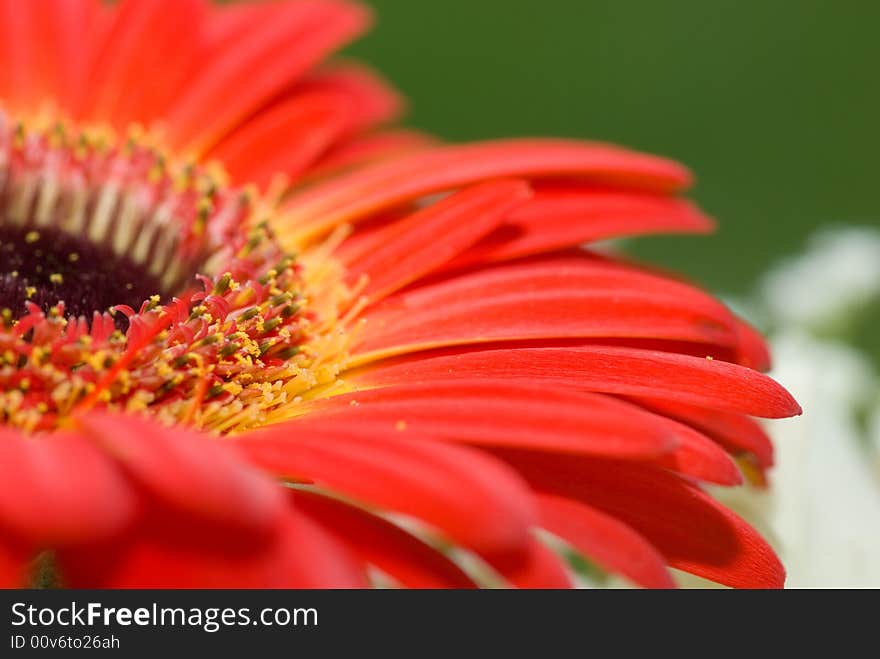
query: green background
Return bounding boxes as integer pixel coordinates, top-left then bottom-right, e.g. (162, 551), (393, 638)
(346, 0), (880, 356)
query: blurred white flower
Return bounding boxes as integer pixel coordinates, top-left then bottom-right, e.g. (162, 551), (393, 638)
(871, 408), (880, 467)
(759, 227), (880, 332)
(747, 225), (880, 587)
(766, 331), (880, 587)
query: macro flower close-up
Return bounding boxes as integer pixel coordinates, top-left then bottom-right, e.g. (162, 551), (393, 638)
(0, 0), (805, 589)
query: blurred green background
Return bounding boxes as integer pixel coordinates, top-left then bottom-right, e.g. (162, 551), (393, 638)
(345, 0), (880, 356)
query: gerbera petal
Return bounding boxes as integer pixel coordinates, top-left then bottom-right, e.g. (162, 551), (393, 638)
(207, 92), (350, 189)
(42, 0), (104, 112)
(202, 0), (268, 47)
(352, 345), (801, 418)
(209, 63), (403, 188)
(80, 0), (206, 127)
(0, 541), (29, 588)
(296, 380), (678, 459)
(633, 397), (775, 468)
(351, 255), (741, 362)
(498, 450), (785, 589)
(59, 506), (367, 588)
(650, 416), (743, 485)
(294, 62), (404, 132)
(280, 139), (694, 242)
(448, 187), (714, 269)
(495, 536), (574, 589)
(343, 180), (533, 301)
(234, 428), (536, 561)
(733, 316), (773, 372)
(291, 490), (477, 589)
(77, 412), (282, 535)
(0, 0), (99, 112)
(301, 379), (738, 483)
(165, 0), (369, 155)
(0, 427), (136, 546)
(0, 0), (42, 109)
(305, 129), (436, 180)
(537, 493), (675, 589)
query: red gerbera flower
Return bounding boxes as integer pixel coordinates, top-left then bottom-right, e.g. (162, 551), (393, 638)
(0, 0), (800, 589)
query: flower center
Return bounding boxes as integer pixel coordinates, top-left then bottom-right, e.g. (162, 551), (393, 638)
(0, 225), (165, 323)
(0, 113), (354, 435)
(0, 113), (247, 324)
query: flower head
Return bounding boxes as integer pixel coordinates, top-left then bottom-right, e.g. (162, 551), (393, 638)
(0, 0), (800, 589)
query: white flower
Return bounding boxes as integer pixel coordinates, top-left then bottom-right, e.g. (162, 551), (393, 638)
(766, 331), (880, 587)
(743, 225), (880, 587)
(759, 227), (880, 331)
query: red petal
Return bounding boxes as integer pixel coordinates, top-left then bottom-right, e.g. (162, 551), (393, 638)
(79, 0), (205, 127)
(292, 490), (477, 588)
(651, 414), (743, 485)
(631, 397), (775, 467)
(352, 255), (740, 361)
(537, 493), (675, 588)
(209, 64), (401, 188)
(60, 506), (367, 588)
(235, 428), (535, 561)
(0, 0), (99, 112)
(733, 317), (773, 372)
(344, 180), (532, 302)
(281, 139), (694, 241)
(307, 129), (436, 180)
(207, 92), (349, 188)
(449, 187), (714, 269)
(498, 450), (785, 589)
(0, 0), (35, 107)
(202, 0), (267, 47)
(0, 541), (30, 588)
(294, 62), (404, 133)
(77, 412), (282, 535)
(495, 536), (573, 589)
(306, 379), (738, 484)
(353, 345), (800, 418)
(165, 0), (369, 154)
(297, 380), (678, 459)
(0, 427), (137, 546)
